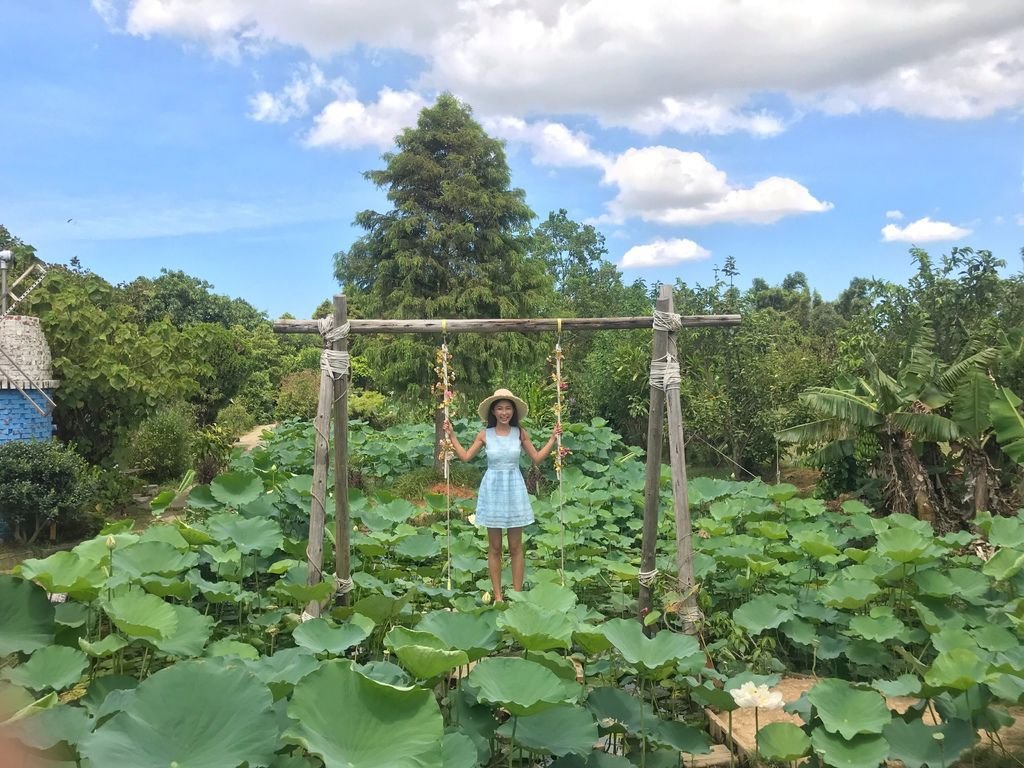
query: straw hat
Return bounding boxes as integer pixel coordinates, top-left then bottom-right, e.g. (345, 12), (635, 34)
(477, 388), (529, 422)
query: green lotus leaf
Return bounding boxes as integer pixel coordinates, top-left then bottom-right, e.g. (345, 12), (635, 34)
(819, 578), (882, 610)
(209, 471), (264, 507)
(285, 659), (443, 768)
(973, 624), (1017, 652)
(187, 571), (243, 603)
(911, 569), (956, 598)
(690, 683), (739, 712)
(925, 648), (990, 690)
(186, 484), (222, 510)
(53, 602), (88, 630)
(73, 532), (138, 563)
(79, 634), (129, 658)
(358, 660), (411, 687)
(207, 638), (260, 660)
(205, 513), (283, 555)
(293, 614), (375, 655)
(498, 602), (576, 651)
(574, 628), (613, 655)
(372, 498), (420, 523)
(497, 704), (597, 756)
(990, 516), (1024, 548)
(733, 595), (793, 635)
(353, 590), (414, 625)
(779, 618), (817, 646)
(442, 731), (478, 768)
(138, 523), (190, 549)
(509, 582), (578, 613)
(983, 548), (1024, 581)
(80, 660), (279, 768)
(875, 527), (932, 564)
(12, 703), (92, 751)
(883, 717), (975, 768)
(549, 752), (634, 767)
(468, 657), (574, 716)
(757, 722), (811, 762)
(4, 646), (88, 692)
(246, 648), (320, 700)
(16, 551), (105, 601)
(104, 591), (179, 639)
(385, 627), (469, 680)
(747, 521), (789, 540)
(792, 531), (840, 558)
(586, 686), (657, 734)
(848, 615), (906, 642)
(113, 541), (199, 578)
(1, 688), (57, 725)
(79, 675), (138, 718)
(139, 574), (194, 601)
(914, 599), (966, 633)
(416, 610), (500, 660)
(600, 618), (704, 673)
(173, 520), (217, 545)
(807, 679), (890, 739)
(810, 728), (889, 768)
(931, 628), (976, 653)
(395, 532), (442, 560)
(650, 720), (711, 754)
(870, 674), (921, 698)
(0, 575), (55, 655)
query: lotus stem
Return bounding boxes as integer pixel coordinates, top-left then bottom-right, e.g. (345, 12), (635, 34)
(728, 710), (735, 768)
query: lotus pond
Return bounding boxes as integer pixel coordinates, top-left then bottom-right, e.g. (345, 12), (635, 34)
(2, 419), (1023, 767)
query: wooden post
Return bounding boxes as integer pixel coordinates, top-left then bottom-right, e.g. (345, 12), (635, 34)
(304, 335), (334, 619)
(333, 295), (351, 606)
(663, 294), (698, 627)
(638, 284), (671, 621)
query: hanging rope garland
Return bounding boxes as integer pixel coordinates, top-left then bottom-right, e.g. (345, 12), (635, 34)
(550, 319), (570, 586)
(433, 323), (456, 591)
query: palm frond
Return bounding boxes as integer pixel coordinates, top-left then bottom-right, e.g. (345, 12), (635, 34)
(799, 388), (883, 427)
(952, 369), (996, 439)
(889, 411), (959, 442)
(937, 347), (999, 391)
(776, 418), (848, 445)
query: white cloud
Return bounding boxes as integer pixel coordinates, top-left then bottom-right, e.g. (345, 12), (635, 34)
(248, 63), (349, 123)
(486, 118), (609, 169)
(91, 0), (120, 26)
(305, 88), (427, 150)
(881, 216), (972, 242)
(621, 238), (711, 268)
(600, 146), (832, 225)
(96, 1), (1024, 134)
(885, 210), (904, 220)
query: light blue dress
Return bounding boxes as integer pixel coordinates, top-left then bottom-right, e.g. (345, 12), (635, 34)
(475, 427), (534, 528)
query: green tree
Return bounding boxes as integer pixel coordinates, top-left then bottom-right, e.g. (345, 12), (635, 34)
(124, 269), (267, 330)
(334, 93), (554, 407)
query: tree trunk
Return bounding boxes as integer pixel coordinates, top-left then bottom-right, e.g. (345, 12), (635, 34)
(433, 406), (445, 475)
(896, 434), (937, 525)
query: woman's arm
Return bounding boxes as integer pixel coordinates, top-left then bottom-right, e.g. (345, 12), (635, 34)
(444, 421), (485, 462)
(520, 424), (562, 464)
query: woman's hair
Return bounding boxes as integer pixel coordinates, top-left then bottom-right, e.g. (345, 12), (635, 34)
(486, 399), (521, 428)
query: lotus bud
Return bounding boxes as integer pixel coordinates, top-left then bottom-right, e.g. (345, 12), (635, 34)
(105, 535), (117, 550)
(482, 591), (492, 605)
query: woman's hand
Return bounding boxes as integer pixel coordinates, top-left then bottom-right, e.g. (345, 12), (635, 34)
(442, 419), (453, 437)
(553, 423), (563, 438)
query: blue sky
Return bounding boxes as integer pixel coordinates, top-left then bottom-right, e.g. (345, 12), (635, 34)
(2, 1), (1023, 319)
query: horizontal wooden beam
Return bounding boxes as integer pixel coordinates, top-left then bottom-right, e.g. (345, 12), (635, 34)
(274, 315), (741, 335)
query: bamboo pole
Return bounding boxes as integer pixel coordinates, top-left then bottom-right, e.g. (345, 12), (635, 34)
(304, 340), (334, 619)
(638, 285), (671, 622)
(333, 295), (351, 606)
(663, 295), (699, 630)
(274, 315), (740, 335)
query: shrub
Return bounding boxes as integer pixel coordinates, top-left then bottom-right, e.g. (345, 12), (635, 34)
(0, 440), (97, 544)
(349, 389), (399, 429)
(216, 401), (256, 438)
(275, 370), (320, 421)
(194, 424), (235, 484)
(127, 404), (196, 482)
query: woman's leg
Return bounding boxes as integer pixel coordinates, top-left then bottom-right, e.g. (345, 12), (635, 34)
(507, 527), (524, 592)
(487, 527), (504, 602)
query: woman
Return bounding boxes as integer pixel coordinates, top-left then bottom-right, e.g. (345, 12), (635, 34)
(443, 388), (560, 602)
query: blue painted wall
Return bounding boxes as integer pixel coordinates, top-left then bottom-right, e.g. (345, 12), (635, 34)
(0, 389), (56, 443)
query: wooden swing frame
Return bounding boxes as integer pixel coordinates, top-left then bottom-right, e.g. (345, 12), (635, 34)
(274, 287), (740, 624)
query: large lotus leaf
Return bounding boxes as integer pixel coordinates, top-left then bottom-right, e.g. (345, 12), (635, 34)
(358, 660), (412, 687)
(600, 618), (704, 673)
(372, 498), (420, 523)
(188, 571), (243, 603)
(285, 659), (443, 768)
(650, 721), (711, 754)
(871, 674), (921, 698)
(497, 602), (576, 651)
(138, 524), (190, 549)
(246, 648), (320, 700)
(174, 520), (217, 545)
(911, 569), (957, 598)
(12, 703), (92, 750)
(586, 686), (657, 734)
(733, 595), (793, 635)
(875, 527), (933, 564)
(914, 599), (966, 633)
(79, 634), (129, 658)
(509, 582), (578, 613)
(0, 576), (54, 655)
(293, 614), (375, 655)
(416, 610), (500, 660)
(210, 471), (264, 507)
(467, 657), (574, 716)
(104, 591), (179, 640)
(73, 532), (139, 563)
(441, 731), (478, 768)
(497, 704), (597, 756)
(990, 515), (1024, 548)
(982, 548), (1024, 581)
(80, 660), (279, 768)
(139, 574), (195, 601)
(187, 484), (222, 510)
(757, 722), (811, 762)
(353, 590), (414, 625)
(114, 541), (199, 579)
(974, 624), (1017, 652)
(924, 648), (991, 690)
(574, 628), (613, 655)
(385, 627), (469, 680)
(16, 551), (105, 601)
(807, 679), (890, 739)
(819, 577), (882, 610)
(79, 675), (138, 718)
(3, 646), (87, 693)
(395, 532), (442, 560)
(207, 639), (260, 660)
(848, 615), (906, 642)
(810, 728), (890, 768)
(883, 717), (975, 768)
(205, 513), (283, 555)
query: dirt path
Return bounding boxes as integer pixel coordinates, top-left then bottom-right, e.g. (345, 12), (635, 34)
(235, 423), (277, 451)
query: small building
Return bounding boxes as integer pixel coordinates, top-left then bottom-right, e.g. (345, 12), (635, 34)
(0, 315), (59, 443)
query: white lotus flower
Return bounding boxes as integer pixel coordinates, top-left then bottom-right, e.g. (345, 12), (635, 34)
(730, 681), (785, 710)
